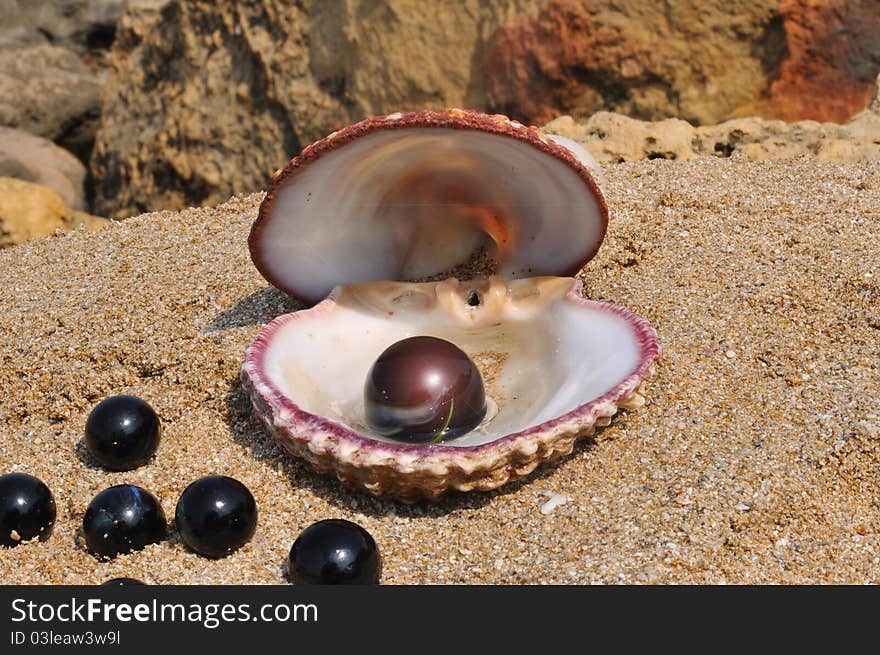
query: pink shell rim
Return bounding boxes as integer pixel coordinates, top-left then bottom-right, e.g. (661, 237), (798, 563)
(248, 108), (610, 304)
(241, 278), (660, 459)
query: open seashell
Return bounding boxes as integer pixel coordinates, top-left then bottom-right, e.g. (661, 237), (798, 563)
(242, 109), (659, 502)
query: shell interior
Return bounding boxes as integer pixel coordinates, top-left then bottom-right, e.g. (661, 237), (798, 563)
(252, 125), (607, 303)
(258, 277), (645, 447)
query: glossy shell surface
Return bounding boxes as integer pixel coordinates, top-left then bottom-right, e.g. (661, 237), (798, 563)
(249, 109), (609, 304)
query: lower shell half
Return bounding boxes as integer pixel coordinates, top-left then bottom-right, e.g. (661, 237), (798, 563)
(241, 276), (660, 502)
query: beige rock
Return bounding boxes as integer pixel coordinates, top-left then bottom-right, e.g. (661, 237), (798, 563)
(0, 127), (88, 211)
(813, 139), (875, 162)
(0, 177), (109, 249)
(0, 25), (45, 50)
(734, 140), (808, 161)
(93, 0), (519, 217)
(545, 76), (880, 163)
(870, 74), (880, 115)
(112, 0), (170, 55)
(545, 113), (698, 163)
(845, 74), (880, 143)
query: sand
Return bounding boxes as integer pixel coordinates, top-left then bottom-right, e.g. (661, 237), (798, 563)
(0, 155), (878, 584)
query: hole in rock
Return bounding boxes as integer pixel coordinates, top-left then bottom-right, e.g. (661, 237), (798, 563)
(87, 24), (117, 50)
(714, 142), (735, 157)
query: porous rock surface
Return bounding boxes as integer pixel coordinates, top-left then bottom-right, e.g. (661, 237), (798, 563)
(544, 75), (880, 163)
(90, 0), (880, 218)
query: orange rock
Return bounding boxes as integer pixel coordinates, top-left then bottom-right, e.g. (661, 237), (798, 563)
(751, 0), (879, 123)
(485, 0), (879, 126)
(483, 0), (786, 126)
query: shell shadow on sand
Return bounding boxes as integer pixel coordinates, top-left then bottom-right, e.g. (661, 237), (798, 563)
(206, 286), (306, 332)
(222, 375), (605, 519)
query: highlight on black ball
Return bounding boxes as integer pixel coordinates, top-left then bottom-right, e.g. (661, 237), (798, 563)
(288, 519), (380, 585)
(175, 476), (258, 559)
(0, 472), (56, 547)
(101, 577), (146, 586)
(82, 484), (166, 559)
(84, 395), (161, 471)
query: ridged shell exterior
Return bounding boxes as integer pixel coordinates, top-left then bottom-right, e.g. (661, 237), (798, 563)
(241, 280), (659, 502)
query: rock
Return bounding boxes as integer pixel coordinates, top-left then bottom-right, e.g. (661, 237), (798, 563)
(846, 74), (880, 142)
(0, 0), (144, 161)
(91, 0), (880, 218)
(0, 127), (88, 211)
(0, 45), (103, 161)
(745, 0), (880, 123)
(483, 0), (786, 127)
(488, 0), (880, 126)
(813, 138), (876, 162)
(544, 114), (699, 163)
(91, 0), (495, 218)
(869, 75), (880, 115)
(0, 177), (109, 249)
(112, 0), (171, 55)
(0, 0), (128, 55)
(544, 76), (880, 163)
(0, 26), (45, 50)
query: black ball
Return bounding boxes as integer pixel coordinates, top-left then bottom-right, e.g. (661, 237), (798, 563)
(0, 473), (56, 547)
(175, 476), (257, 558)
(101, 578), (146, 586)
(83, 485), (166, 559)
(288, 519), (380, 585)
(84, 395), (161, 471)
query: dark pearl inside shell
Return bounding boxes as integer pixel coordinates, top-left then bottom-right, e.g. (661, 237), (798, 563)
(364, 336), (487, 444)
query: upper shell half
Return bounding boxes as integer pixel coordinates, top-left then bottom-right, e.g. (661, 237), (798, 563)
(249, 109), (608, 304)
(243, 109), (659, 502)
